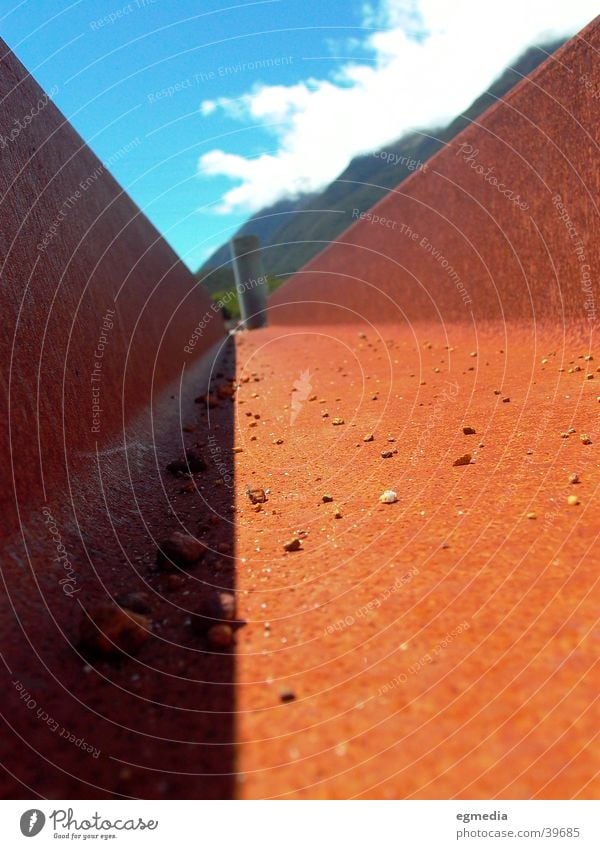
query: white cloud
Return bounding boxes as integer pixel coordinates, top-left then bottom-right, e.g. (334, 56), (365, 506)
(198, 0), (598, 214)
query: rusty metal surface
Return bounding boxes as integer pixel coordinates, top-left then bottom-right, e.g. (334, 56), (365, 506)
(232, 324), (598, 799)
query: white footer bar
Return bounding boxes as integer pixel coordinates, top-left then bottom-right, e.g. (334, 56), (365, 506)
(1, 800), (598, 847)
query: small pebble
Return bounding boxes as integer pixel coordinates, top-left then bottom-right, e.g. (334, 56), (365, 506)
(216, 382), (235, 399)
(279, 688), (296, 703)
(192, 592), (237, 634)
(283, 538), (302, 552)
(322, 494), (334, 503)
(381, 450), (394, 459)
(166, 450), (206, 475)
(332, 417), (345, 426)
(363, 433), (374, 442)
(569, 473), (580, 484)
(463, 426), (476, 435)
(207, 624), (234, 648)
(79, 605), (151, 656)
(247, 487), (267, 504)
(580, 433), (592, 444)
(567, 495), (580, 506)
(526, 512), (537, 520)
(194, 392), (219, 408)
(157, 532), (206, 569)
(113, 592), (152, 614)
(163, 574), (186, 592)
(452, 453), (471, 467)
(379, 490), (398, 504)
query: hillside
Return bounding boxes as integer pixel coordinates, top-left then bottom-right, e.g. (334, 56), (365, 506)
(197, 40), (563, 295)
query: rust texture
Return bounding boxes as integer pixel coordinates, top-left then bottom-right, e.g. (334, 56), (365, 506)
(232, 325), (598, 798)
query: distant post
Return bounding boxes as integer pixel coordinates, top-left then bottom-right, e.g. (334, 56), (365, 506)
(230, 235), (268, 329)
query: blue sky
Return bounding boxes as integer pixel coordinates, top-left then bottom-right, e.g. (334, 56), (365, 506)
(1, 0), (597, 271)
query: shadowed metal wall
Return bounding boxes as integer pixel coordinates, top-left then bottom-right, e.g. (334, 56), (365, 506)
(0, 40), (223, 534)
(0, 42), (235, 799)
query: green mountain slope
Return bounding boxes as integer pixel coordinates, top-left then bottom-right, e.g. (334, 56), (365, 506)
(198, 41), (563, 295)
